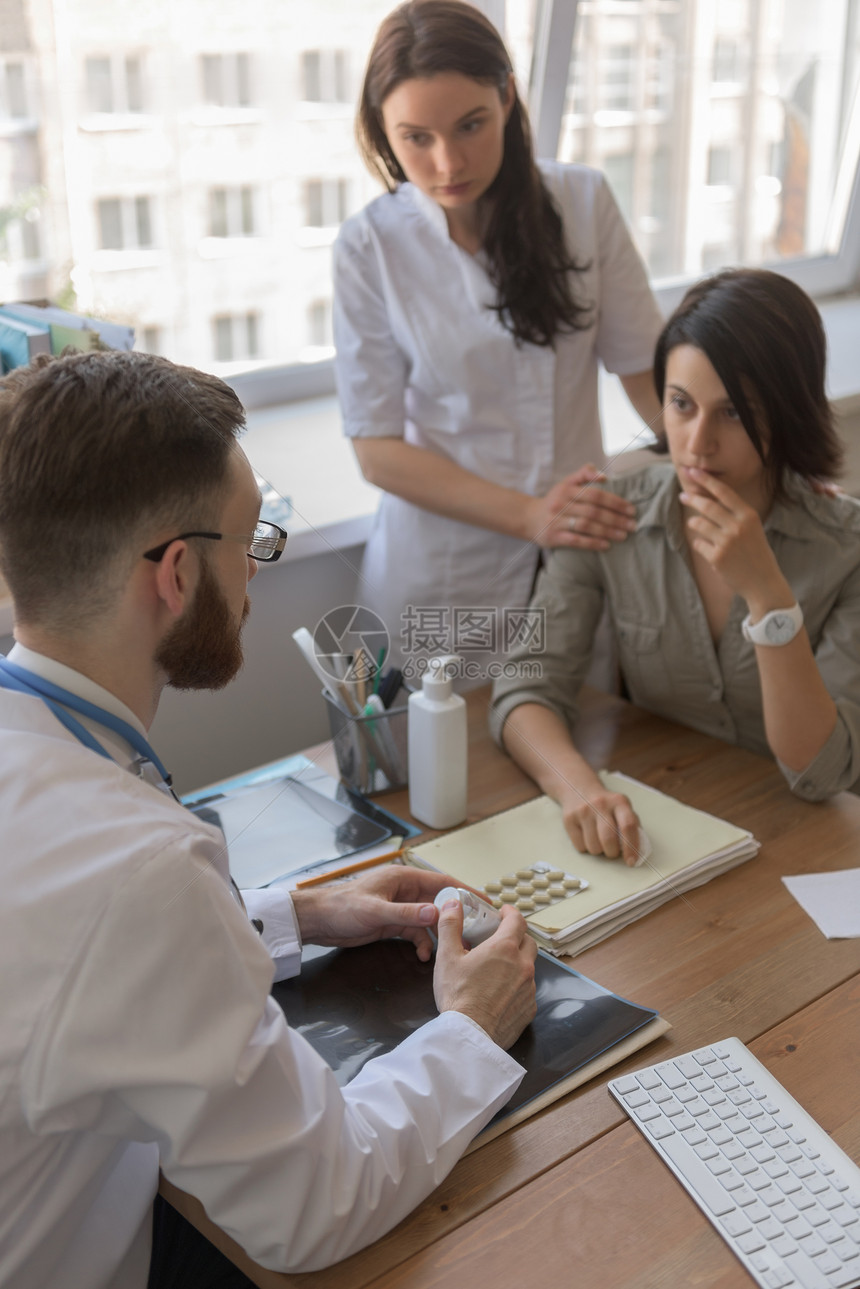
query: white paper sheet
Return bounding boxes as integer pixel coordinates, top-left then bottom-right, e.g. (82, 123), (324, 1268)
(782, 868), (860, 939)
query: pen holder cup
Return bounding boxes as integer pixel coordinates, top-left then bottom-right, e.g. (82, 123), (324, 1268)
(323, 690), (409, 795)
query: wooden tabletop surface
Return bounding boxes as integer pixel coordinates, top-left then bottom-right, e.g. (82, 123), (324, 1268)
(161, 686), (860, 1288)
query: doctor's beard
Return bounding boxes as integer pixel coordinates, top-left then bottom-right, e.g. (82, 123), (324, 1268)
(156, 557), (251, 692)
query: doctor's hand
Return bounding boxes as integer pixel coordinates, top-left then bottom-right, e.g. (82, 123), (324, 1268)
(433, 900), (537, 1050)
(679, 469), (792, 618)
(560, 783), (644, 867)
(524, 464), (637, 551)
(291, 866), (452, 963)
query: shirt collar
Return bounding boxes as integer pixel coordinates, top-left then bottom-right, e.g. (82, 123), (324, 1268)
(629, 464), (824, 546)
(7, 642), (148, 740)
(625, 463), (686, 550)
(399, 181), (454, 242)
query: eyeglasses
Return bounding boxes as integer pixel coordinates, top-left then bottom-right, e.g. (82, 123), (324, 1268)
(143, 520), (288, 564)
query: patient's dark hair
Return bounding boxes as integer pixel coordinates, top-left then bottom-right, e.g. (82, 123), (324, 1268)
(653, 268), (842, 501)
(0, 349), (245, 629)
(357, 0), (593, 346)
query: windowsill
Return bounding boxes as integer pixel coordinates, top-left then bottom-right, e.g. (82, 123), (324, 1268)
(79, 113), (161, 132)
(89, 248), (162, 271)
(198, 236), (263, 259)
(4, 292), (860, 641)
(185, 107), (263, 127)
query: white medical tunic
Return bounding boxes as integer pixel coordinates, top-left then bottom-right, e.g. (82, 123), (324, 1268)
(0, 646), (524, 1289)
(333, 162), (663, 672)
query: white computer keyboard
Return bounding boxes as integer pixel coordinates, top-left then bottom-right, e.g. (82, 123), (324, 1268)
(608, 1038), (860, 1289)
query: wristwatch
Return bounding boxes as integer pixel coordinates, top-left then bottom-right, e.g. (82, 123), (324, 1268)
(741, 603), (804, 647)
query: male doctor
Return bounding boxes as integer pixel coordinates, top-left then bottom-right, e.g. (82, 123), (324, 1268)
(0, 350), (537, 1289)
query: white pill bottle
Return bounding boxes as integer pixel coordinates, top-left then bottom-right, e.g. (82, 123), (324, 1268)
(407, 655), (467, 829)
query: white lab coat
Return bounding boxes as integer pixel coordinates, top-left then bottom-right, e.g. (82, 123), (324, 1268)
(333, 162), (663, 675)
(0, 647), (524, 1289)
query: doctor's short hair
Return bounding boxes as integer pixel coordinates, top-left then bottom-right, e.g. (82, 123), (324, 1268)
(0, 349), (245, 630)
(653, 268), (842, 501)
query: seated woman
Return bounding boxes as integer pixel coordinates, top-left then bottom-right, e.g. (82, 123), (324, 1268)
(490, 268), (860, 864)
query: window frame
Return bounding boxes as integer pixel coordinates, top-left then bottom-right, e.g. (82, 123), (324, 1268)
(223, 0), (860, 409)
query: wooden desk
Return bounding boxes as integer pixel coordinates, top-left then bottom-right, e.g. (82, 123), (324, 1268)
(161, 686), (860, 1288)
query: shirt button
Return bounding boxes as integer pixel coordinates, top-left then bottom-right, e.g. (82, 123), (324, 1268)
(251, 918), (264, 934)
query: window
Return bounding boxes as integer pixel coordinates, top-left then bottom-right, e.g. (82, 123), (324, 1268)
(713, 37), (743, 86)
(600, 44), (636, 113)
(603, 153), (635, 223)
(138, 326), (162, 354)
(301, 49), (349, 103)
(707, 146), (735, 187)
(97, 196), (154, 250)
(213, 312), (260, 362)
(2, 61), (28, 119)
(556, 0), (860, 287)
(84, 55), (144, 114)
(208, 186), (257, 237)
(304, 178), (349, 228)
(307, 299), (332, 348)
(200, 53), (251, 108)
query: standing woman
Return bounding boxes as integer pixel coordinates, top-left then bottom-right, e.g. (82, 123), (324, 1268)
(333, 0), (664, 678)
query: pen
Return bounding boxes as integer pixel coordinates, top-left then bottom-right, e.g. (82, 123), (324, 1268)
(295, 848), (406, 888)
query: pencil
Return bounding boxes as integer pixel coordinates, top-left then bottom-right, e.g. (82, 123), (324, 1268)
(295, 848), (406, 889)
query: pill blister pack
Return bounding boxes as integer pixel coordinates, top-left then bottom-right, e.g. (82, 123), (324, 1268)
(481, 861), (589, 914)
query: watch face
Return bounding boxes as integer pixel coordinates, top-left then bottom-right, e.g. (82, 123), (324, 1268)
(764, 613), (795, 644)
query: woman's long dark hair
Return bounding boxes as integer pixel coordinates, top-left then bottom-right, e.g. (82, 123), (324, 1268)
(654, 268), (843, 500)
(357, 0), (593, 347)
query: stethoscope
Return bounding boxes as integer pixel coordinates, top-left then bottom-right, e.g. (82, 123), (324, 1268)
(0, 657), (261, 929)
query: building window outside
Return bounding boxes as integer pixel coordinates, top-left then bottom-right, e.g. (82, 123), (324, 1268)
(307, 298), (332, 348)
(301, 49), (349, 103)
(558, 0), (860, 283)
(713, 37), (743, 86)
(97, 196), (154, 249)
(707, 145), (735, 187)
(304, 178), (349, 227)
(208, 186), (257, 237)
(3, 60), (29, 118)
(201, 53), (251, 107)
(84, 55), (144, 114)
(213, 312), (260, 362)
(600, 44), (636, 113)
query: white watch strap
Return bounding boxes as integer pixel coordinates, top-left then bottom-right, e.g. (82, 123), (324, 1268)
(741, 602), (803, 646)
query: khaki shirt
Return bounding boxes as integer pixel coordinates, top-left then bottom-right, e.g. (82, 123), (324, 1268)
(490, 464), (860, 801)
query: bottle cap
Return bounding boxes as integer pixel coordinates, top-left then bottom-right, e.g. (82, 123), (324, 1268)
(422, 654), (459, 700)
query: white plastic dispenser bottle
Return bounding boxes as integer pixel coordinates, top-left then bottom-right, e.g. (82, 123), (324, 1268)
(407, 655), (467, 828)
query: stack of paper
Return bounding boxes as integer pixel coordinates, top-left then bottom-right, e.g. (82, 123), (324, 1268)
(407, 771), (759, 956)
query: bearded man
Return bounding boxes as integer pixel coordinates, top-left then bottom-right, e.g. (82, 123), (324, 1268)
(0, 351), (536, 1289)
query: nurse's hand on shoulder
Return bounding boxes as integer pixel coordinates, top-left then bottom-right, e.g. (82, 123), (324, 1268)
(560, 782), (644, 867)
(525, 464), (637, 551)
(434, 900), (537, 1050)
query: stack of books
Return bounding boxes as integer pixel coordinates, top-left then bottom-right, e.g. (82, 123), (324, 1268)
(0, 301), (134, 373)
(406, 771), (760, 956)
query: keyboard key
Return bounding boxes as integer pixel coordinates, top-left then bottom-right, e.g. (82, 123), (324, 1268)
(635, 1105), (662, 1122)
(645, 1120), (675, 1141)
(721, 1212), (752, 1237)
(637, 1070), (662, 1090)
